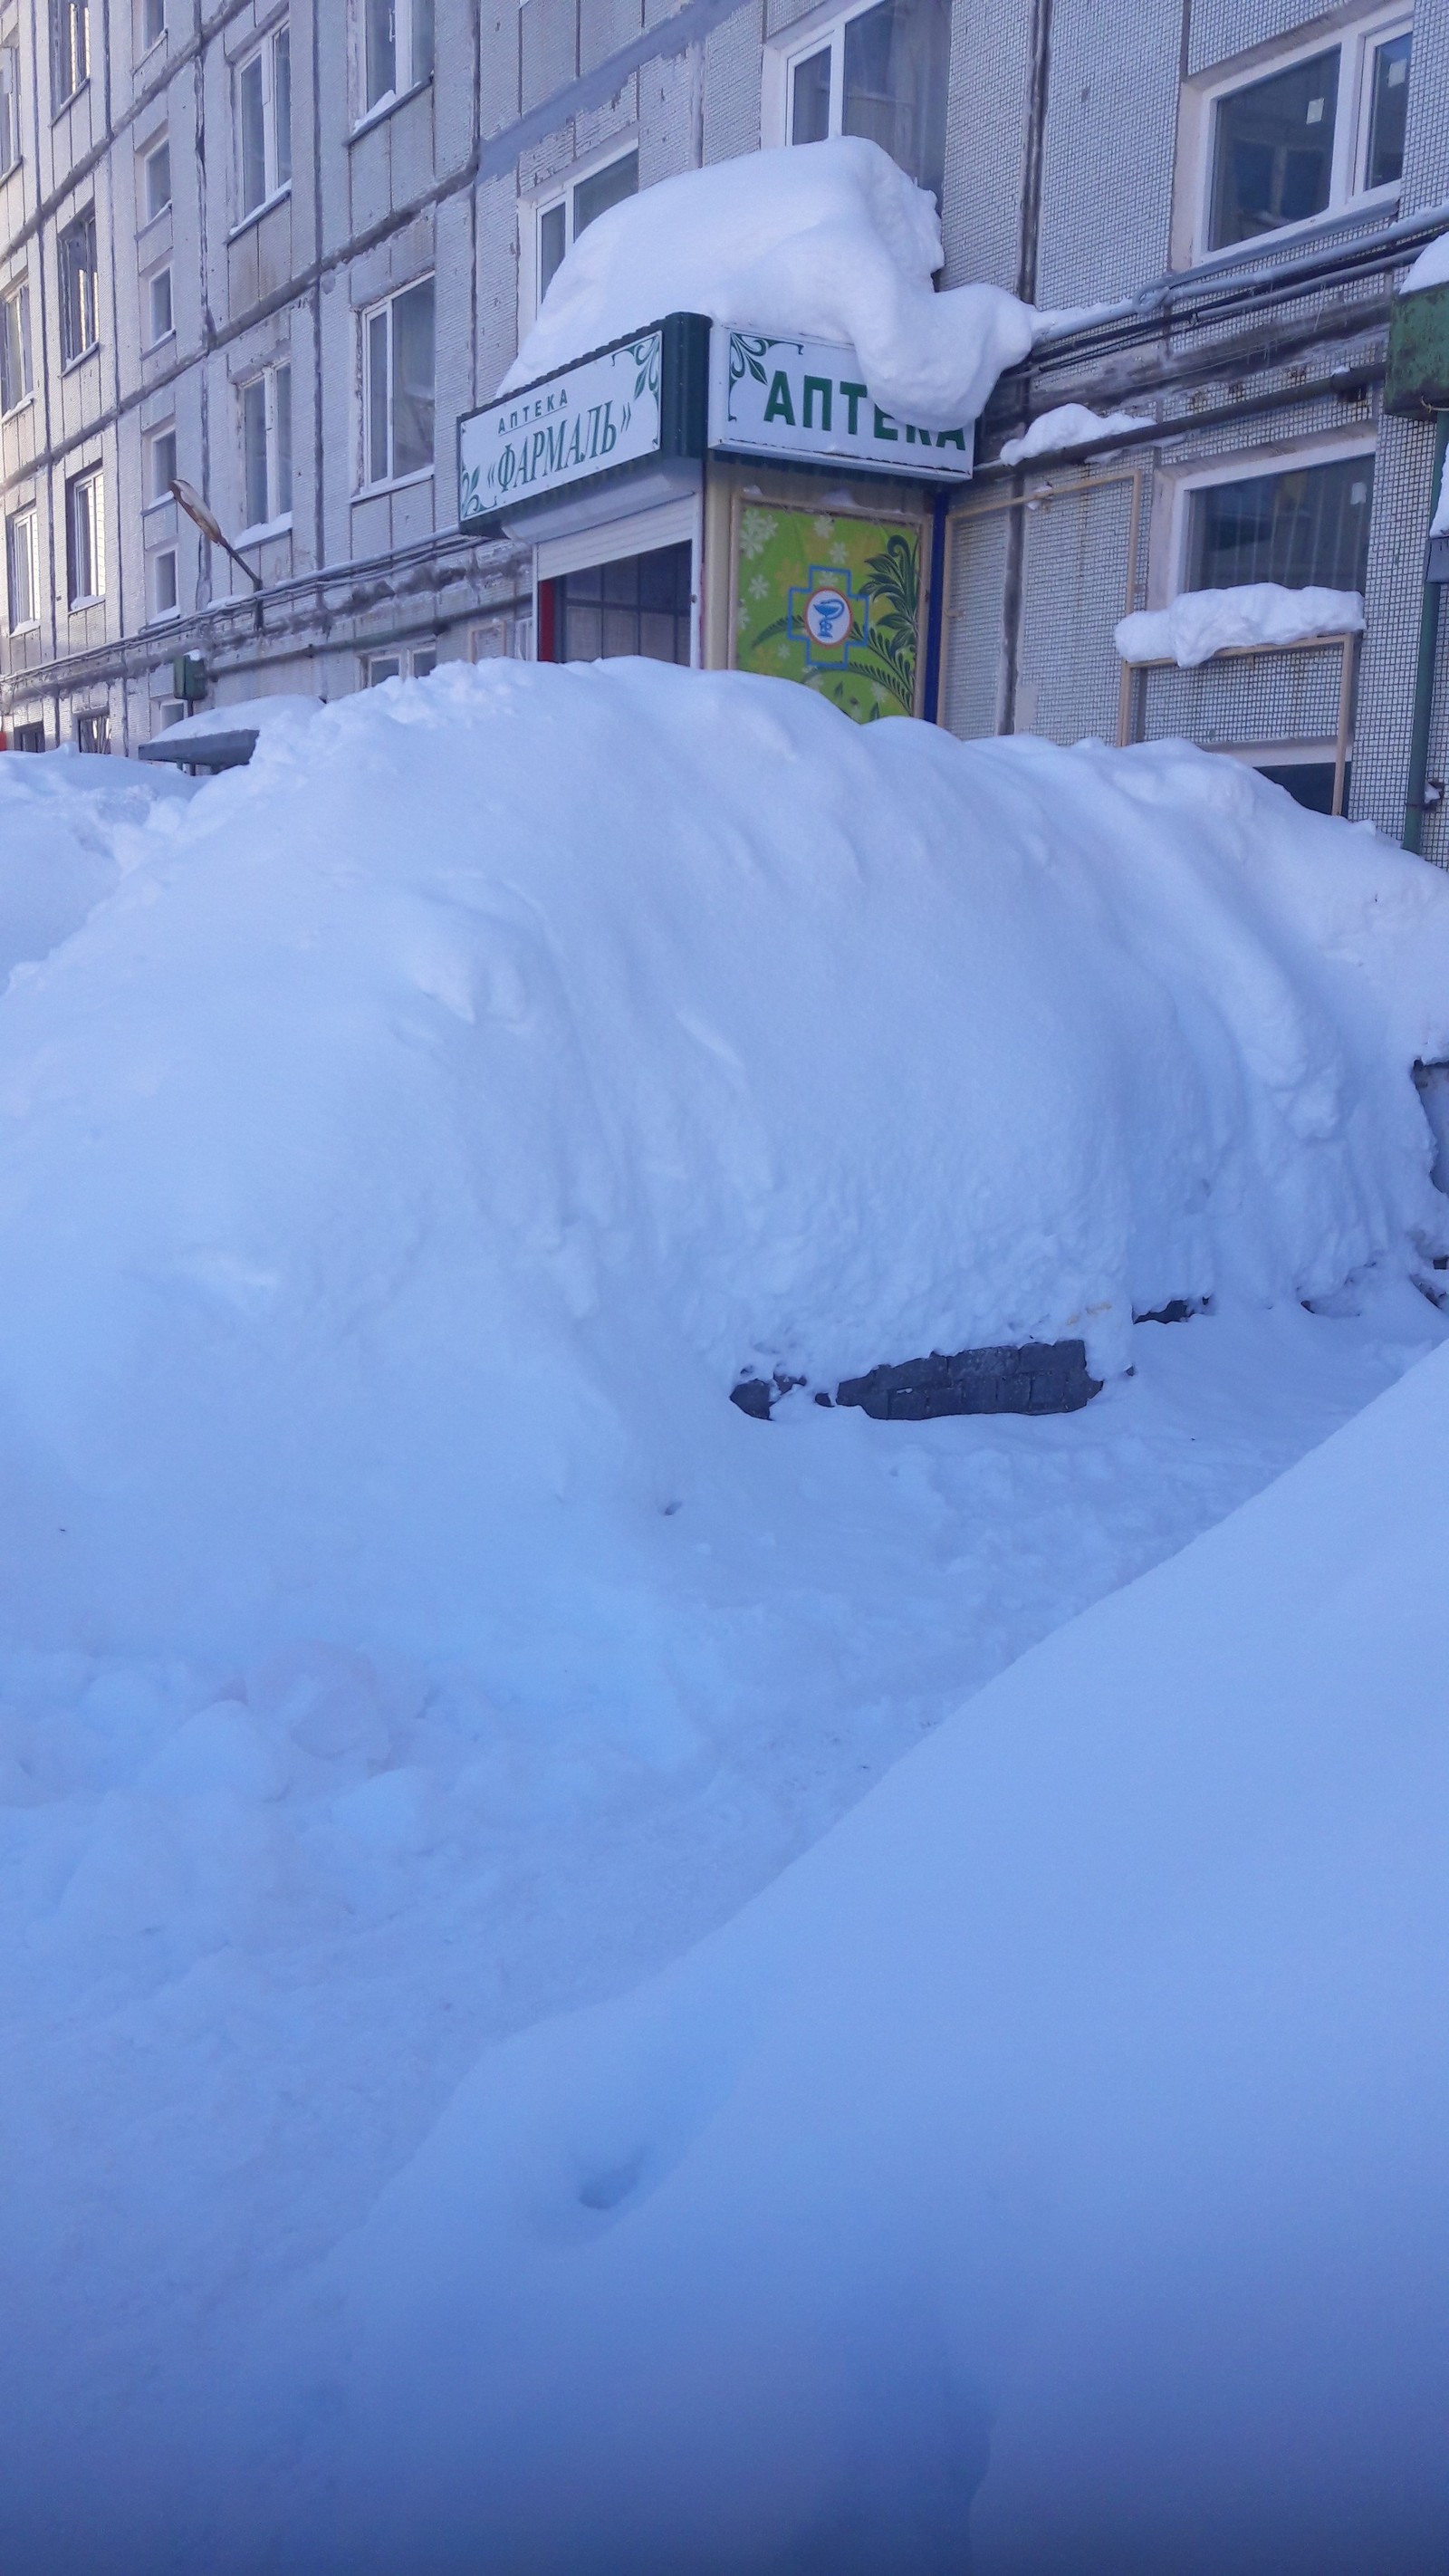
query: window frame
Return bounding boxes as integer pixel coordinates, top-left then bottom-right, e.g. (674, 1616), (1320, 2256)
(523, 136), (638, 322)
(233, 20), (291, 227)
(0, 276), (32, 413)
(64, 463), (104, 607)
(0, 36), (22, 175)
(763, 0), (951, 197)
(147, 544), (178, 620)
(51, 0), (88, 106)
(145, 420), (178, 507)
(353, 0), (434, 130)
(5, 502), (38, 631)
(361, 641), (437, 686)
(1177, 4), (1414, 268)
(139, 0), (166, 53)
(141, 133), (171, 223)
(144, 261), (174, 348)
(357, 274), (435, 493)
(236, 357), (293, 537)
(1151, 433), (1379, 610)
(58, 207), (99, 365)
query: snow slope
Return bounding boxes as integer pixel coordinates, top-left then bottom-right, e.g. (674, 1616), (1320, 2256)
(271, 1330), (1449, 2576)
(502, 139), (1034, 428)
(0, 670), (1446, 2570)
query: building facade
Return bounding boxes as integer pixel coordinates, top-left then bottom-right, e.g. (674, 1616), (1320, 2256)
(0, 0), (1445, 859)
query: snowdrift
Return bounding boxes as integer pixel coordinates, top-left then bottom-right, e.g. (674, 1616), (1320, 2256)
(0, 661), (1443, 1671)
(272, 1335), (1449, 2574)
(502, 138), (1035, 428)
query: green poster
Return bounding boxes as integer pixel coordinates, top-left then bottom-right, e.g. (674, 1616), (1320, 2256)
(734, 505), (920, 723)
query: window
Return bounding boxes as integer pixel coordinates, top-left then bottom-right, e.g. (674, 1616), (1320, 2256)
(362, 277), (433, 485)
(550, 542), (692, 666)
(0, 41), (20, 173)
(0, 280), (31, 412)
(52, 0), (87, 100)
(535, 149), (638, 306)
(58, 209), (99, 362)
(65, 466), (103, 603)
(1203, 13), (1412, 255)
(10, 721), (45, 750)
(364, 641), (435, 684)
(149, 547), (178, 617)
(235, 24), (291, 219)
(1185, 456), (1375, 595)
(140, 0), (165, 47)
(361, 0), (433, 116)
(240, 360), (292, 528)
(146, 264), (173, 345)
(75, 708), (109, 753)
(142, 137), (170, 219)
(5, 505), (37, 628)
(147, 422), (177, 503)
(782, 0), (950, 204)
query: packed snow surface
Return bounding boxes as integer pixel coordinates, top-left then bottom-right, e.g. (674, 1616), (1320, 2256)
(1402, 226), (1449, 292)
(1116, 581), (1365, 667)
(0, 664), (1447, 2570)
(502, 138), (1034, 429)
(999, 400), (1148, 464)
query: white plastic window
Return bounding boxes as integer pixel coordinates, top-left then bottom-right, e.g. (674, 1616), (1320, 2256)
(140, 0), (165, 49)
(66, 466), (103, 604)
(59, 209), (98, 362)
(360, 0), (433, 117)
(239, 361), (292, 530)
(52, 0), (87, 101)
(5, 505), (37, 629)
(143, 137), (170, 220)
(361, 277), (434, 485)
(778, 0), (950, 203)
(533, 148), (638, 311)
(149, 547), (178, 617)
(235, 24), (291, 219)
(1199, 8), (1412, 257)
(147, 423), (178, 504)
(0, 43), (20, 173)
(146, 264), (173, 345)
(0, 281), (31, 411)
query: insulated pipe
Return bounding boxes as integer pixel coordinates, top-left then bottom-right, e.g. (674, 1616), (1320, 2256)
(1404, 408), (1449, 858)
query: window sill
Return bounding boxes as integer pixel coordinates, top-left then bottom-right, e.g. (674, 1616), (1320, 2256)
(6, 620), (40, 637)
(235, 512), (293, 544)
(349, 75), (431, 141)
(0, 392), (35, 421)
(143, 326), (177, 355)
(67, 593), (103, 610)
(137, 200), (172, 241)
(227, 182), (291, 244)
(144, 607), (180, 627)
(0, 157), (24, 182)
(60, 345), (100, 374)
(1188, 183), (1401, 274)
(352, 466), (434, 500)
(142, 487), (176, 514)
(51, 78), (91, 121)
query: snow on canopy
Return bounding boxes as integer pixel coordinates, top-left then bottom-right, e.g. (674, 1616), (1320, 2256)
(500, 138), (1035, 430)
(1116, 582), (1365, 668)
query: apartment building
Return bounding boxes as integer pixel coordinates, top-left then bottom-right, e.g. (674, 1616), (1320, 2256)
(0, 0), (1445, 860)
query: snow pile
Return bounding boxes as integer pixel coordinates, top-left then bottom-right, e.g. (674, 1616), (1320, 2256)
(163, 691), (326, 739)
(1116, 582), (1364, 666)
(269, 1341), (1449, 2572)
(1401, 226), (1449, 293)
(999, 400), (1149, 465)
(0, 663), (1441, 1668)
(0, 745), (190, 980)
(502, 138), (1034, 430)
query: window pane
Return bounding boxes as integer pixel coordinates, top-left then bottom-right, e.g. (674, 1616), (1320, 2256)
(142, 0), (165, 46)
(149, 266), (172, 340)
(791, 44), (831, 144)
(368, 654), (401, 685)
(151, 427), (177, 498)
(365, 0), (395, 109)
(7, 512), (36, 627)
(411, 0), (434, 84)
(368, 307), (389, 480)
(842, 0), (950, 201)
(410, 645), (436, 677)
(572, 149), (638, 239)
(0, 45), (18, 172)
(390, 277), (434, 476)
(274, 363), (293, 514)
(238, 53), (265, 210)
(539, 201), (566, 298)
(1209, 48), (1339, 248)
(145, 139), (170, 216)
(151, 548), (178, 612)
(0, 296), (19, 412)
(273, 27), (291, 182)
(243, 377), (269, 524)
(1367, 32), (1410, 191)
(1188, 456), (1374, 594)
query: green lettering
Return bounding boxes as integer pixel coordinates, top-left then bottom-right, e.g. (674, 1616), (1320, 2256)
(936, 427), (968, 449)
(873, 406), (898, 442)
(840, 381), (868, 435)
(763, 370), (796, 427)
(802, 375), (832, 432)
(905, 422), (930, 443)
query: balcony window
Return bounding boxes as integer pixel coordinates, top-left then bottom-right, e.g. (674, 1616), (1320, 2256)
(1186, 456), (1375, 596)
(1203, 13), (1412, 255)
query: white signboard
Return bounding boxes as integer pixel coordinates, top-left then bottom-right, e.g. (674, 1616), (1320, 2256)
(708, 328), (974, 481)
(459, 330), (665, 520)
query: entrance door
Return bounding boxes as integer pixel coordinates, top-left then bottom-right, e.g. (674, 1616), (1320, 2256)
(543, 541), (693, 666)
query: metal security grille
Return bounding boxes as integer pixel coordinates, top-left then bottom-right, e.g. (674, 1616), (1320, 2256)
(1139, 643), (1348, 745)
(556, 542), (692, 666)
(1187, 456), (1375, 593)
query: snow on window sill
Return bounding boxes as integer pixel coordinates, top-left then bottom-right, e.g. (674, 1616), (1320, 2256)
(235, 513), (293, 545)
(60, 345), (101, 375)
(51, 78), (90, 122)
(227, 183), (291, 244)
(350, 76), (431, 141)
(0, 391), (35, 421)
(67, 592), (104, 611)
(6, 620), (40, 637)
(144, 607), (180, 628)
(136, 200), (172, 241)
(352, 466), (434, 501)
(143, 328), (177, 355)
